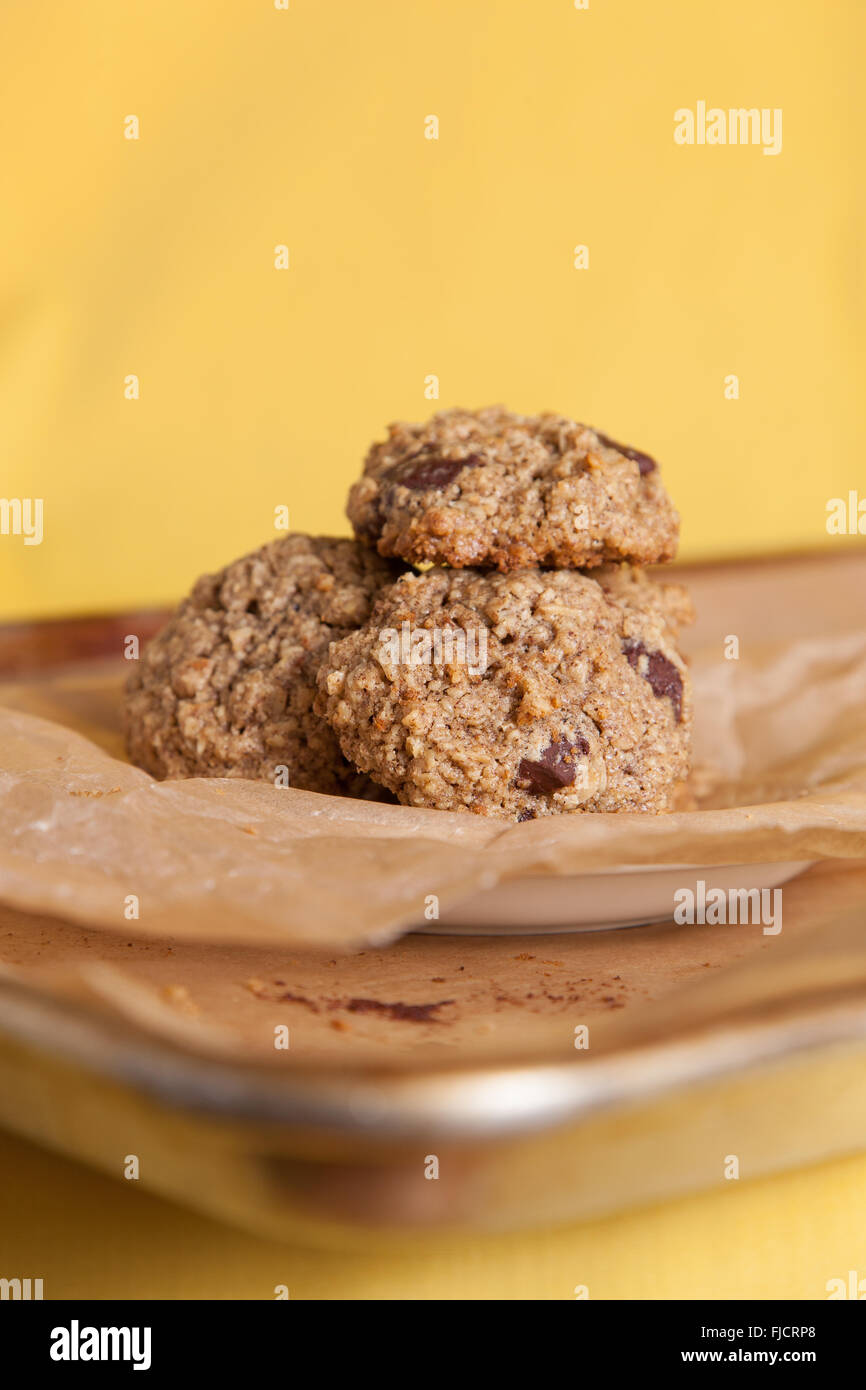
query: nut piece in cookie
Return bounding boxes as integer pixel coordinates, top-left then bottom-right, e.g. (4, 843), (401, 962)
(347, 406), (680, 571)
(316, 564), (693, 819)
(124, 535), (399, 796)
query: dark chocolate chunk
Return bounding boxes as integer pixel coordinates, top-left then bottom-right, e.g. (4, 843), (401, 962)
(623, 639), (645, 669)
(594, 430), (657, 475)
(623, 639), (683, 720)
(517, 736), (590, 796)
(391, 451), (481, 491)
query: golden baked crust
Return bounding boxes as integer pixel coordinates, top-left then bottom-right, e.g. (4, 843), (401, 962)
(316, 564), (693, 819)
(347, 407), (680, 571)
(124, 535), (399, 795)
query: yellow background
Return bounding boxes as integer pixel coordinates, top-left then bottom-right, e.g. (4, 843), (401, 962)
(3, 1126), (866, 1300)
(1, 0), (864, 620)
(1, 0), (865, 1303)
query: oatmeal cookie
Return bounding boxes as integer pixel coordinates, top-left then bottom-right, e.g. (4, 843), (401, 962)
(347, 406), (679, 570)
(316, 565), (693, 818)
(125, 535), (399, 795)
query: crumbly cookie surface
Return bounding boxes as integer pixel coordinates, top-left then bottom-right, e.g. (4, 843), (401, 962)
(347, 407), (680, 571)
(316, 565), (693, 819)
(124, 535), (399, 795)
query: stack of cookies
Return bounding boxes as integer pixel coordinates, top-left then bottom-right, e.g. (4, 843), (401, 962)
(125, 408), (693, 820)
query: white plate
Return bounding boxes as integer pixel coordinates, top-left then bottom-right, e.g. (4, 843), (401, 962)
(421, 860), (813, 935)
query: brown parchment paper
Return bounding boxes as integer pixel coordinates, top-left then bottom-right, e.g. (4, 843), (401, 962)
(2, 857), (866, 1071)
(0, 562), (865, 952)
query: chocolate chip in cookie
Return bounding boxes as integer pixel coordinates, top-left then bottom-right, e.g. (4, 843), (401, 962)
(623, 639), (685, 721)
(316, 564), (693, 819)
(593, 431), (657, 476)
(517, 737), (592, 795)
(391, 452), (482, 491)
(347, 407), (679, 571)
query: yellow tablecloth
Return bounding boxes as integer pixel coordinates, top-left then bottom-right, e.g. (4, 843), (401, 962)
(1, 1127), (863, 1299)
